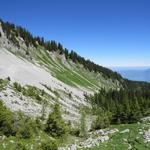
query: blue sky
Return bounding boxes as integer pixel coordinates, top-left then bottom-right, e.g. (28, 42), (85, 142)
(0, 0), (150, 67)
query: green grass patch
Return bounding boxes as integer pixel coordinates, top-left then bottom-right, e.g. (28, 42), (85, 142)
(83, 123), (150, 150)
(0, 78), (10, 91)
(13, 82), (53, 105)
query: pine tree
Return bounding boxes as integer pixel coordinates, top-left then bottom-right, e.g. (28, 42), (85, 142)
(79, 110), (87, 137)
(64, 48), (69, 59)
(45, 104), (68, 137)
(51, 41), (58, 51)
(58, 43), (63, 54)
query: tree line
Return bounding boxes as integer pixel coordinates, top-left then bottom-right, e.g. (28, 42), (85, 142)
(0, 19), (122, 81)
(89, 87), (150, 130)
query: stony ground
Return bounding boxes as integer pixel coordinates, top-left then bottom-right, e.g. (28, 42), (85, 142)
(1, 122), (150, 150)
(58, 121), (150, 150)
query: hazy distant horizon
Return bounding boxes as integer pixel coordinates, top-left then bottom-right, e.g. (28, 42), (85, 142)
(110, 66), (150, 82)
(110, 66), (150, 70)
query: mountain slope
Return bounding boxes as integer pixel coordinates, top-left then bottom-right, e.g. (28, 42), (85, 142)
(0, 20), (150, 150)
(0, 20), (123, 126)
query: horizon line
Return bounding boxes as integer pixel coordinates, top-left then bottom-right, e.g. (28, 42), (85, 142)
(106, 66), (150, 68)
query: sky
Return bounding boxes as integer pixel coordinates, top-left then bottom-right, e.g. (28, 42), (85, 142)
(0, 0), (150, 67)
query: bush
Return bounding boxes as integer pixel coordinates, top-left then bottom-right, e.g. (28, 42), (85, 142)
(17, 115), (37, 139)
(14, 141), (26, 150)
(45, 104), (68, 137)
(35, 117), (43, 130)
(0, 100), (40, 138)
(38, 140), (58, 150)
(79, 110), (87, 137)
(7, 77), (11, 81)
(0, 101), (15, 136)
(92, 108), (112, 130)
(26, 50), (29, 55)
(13, 82), (22, 92)
(70, 127), (80, 137)
(24, 86), (42, 102)
(0, 78), (10, 91)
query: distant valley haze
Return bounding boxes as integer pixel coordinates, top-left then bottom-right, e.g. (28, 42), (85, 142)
(111, 66), (150, 82)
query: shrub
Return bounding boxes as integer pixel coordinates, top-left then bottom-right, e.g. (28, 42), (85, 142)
(79, 110), (87, 137)
(38, 140), (58, 150)
(69, 92), (72, 98)
(7, 77), (11, 81)
(0, 101), (40, 138)
(35, 117), (43, 130)
(70, 127), (80, 137)
(92, 108), (112, 130)
(35, 94), (42, 102)
(45, 104), (68, 137)
(14, 141), (26, 150)
(0, 101), (15, 136)
(17, 116), (37, 139)
(13, 82), (22, 92)
(25, 86), (42, 102)
(25, 86), (36, 97)
(0, 78), (10, 91)
(26, 50), (29, 55)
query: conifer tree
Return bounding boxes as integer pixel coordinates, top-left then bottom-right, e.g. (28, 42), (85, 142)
(79, 110), (87, 137)
(45, 104), (68, 137)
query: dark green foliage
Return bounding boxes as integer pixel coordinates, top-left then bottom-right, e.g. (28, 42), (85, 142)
(35, 117), (44, 130)
(124, 79), (150, 91)
(1, 20), (37, 48)
(25, 86), (42, 101)
(48, 40), (58, 51)
(68, 92), (72, 98)
(70, 128), (80, 137)
(64, 48), (69, 59)
(38, 140), (58, 150)
(92, 108), (112, 130)
(13, 82), (22, 92)
(58, 42), (64, 54)
(35, 36), (44, 47)
(79, 110), (87, 137)
(25, 50), (29, 55)
(14, 141), (27, 150)
(16, 115), (37, 139)
(0, 101), (40, 138)
(69, 50), (78, 63)
(7, 77), (11, 81)
(45, 104), (68, 137)
(90, 88), (150, 125)
(0, 78), (10, 91)
(0, 101), (15, 136)
(40, 102), (46, 120)
(13, 83), (43, 103)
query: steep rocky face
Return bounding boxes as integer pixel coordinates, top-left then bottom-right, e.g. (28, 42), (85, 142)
(0, 48), (88, 125)
(0, 22), (122, 127)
